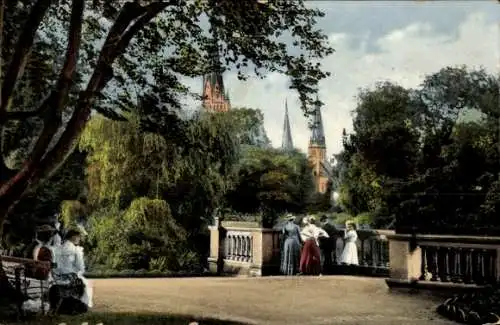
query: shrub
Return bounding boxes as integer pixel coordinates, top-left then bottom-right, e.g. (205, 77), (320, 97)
(87, 198), (195, 273)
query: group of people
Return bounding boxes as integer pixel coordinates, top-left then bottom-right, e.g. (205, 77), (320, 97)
(280, 214), (359, 276)
(27, 222), (93, 314)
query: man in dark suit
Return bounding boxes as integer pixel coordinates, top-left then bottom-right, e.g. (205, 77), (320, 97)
(318, 215), (336, 274)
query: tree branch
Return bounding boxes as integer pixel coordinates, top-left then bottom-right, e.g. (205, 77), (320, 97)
(0, 0), (53, 125)
(0, 0), (7, 177)
(30, 1), (171, 188)
(3, 94), (51, 121)
(0, 0), (84, 200)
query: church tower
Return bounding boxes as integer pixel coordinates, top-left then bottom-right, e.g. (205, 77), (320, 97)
(281, 100), (294, 151)
(308, 98), (329, 193)
(202, 37), (231, 113)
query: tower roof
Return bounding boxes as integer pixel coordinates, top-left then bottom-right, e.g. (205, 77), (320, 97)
(310, 97), (326, 147)
(281, 100), (294, 151)
(202, 36), (225, 97)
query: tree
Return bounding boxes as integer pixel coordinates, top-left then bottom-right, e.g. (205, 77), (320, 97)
(0, 0), (333, 231)
(226, 146), (314, 225)
(338, 82), (421, 227)
(340, 66), (499, 232)
(214, 107), (271, 147)
(80, 106), (241, 270)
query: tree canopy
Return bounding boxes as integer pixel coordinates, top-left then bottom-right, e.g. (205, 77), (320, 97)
(338, 66), (499, 233)
(225, 146), (314, 224)
(0, 0), (333, 228)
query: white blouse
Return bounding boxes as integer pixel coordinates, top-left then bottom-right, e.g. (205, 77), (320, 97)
(300, 224), (329, 245)
(344, 230), (358, 243)
(55, 241), (86, 276)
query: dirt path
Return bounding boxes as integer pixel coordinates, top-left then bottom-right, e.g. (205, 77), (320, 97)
(91, 276), (457, 325)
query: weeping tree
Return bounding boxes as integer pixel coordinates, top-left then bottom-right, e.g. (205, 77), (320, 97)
(0, 0), (332, 285)
(0, 0), (332, 231)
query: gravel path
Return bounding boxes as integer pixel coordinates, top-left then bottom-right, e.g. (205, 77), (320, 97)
(91, 275), (458, 325)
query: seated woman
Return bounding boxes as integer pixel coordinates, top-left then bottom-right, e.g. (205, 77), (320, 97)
(51, 228), (93, 314)
(32, 224), (58, 280)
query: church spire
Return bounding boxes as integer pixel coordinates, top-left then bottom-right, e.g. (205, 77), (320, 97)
(310, 96), (325, 147)
(202, 36), (224, 96)
(201, 35), (230, 112)
(281, 99), (294, 151)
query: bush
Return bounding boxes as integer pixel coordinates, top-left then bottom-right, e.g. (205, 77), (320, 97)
(86, 198), (199, 273)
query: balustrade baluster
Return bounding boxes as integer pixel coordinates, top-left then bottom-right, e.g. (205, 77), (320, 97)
(431, 247), (440, 281)
(476, 249), (486, 284)
(370, 239), (376, 267)
(489, 250), (496, 283)
(420, 247), (428, 281)
(241, 236), (246, 261)
(452, 248), (463, 283)
(360, 239), (366, 265)
(248, 236), (253, 262)
(237, 236), (242, 261)
(464, 249), (473, 284)
(441, 247), (450, 282)
(232, 236), (237, 260)
(378, 240), (384, 267)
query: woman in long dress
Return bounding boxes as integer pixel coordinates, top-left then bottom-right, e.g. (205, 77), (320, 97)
(53, 229), (93, 309)
(339, 222), (359, 265)
(280, 215), (302, 275)
(299, 216), (329, 275)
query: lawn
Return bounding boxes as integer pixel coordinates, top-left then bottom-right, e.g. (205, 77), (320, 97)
(11, 312), (248, 325)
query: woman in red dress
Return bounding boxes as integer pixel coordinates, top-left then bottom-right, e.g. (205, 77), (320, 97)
(299, 216), (329, 275)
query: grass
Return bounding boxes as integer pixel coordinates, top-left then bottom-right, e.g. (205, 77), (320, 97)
(10, 311), (249, 325)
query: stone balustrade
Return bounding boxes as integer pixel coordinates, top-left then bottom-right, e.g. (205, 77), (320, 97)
(208, 219), (281, 276)
(328, 228), (393, 276)
(386, 234), (500, 290)
(208, 218), (392, 277)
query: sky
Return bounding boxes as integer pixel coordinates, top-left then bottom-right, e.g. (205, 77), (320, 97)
(183, 1), (499, 158)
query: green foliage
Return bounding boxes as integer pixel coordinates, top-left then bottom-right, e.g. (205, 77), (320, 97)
(226, 146), (314, 225)
(80, 107), (242, 271)
(0, 0), (333, 241)
(339, 66), (499, 233)
(87, 198), (191, 272)
(215, 107), (271, 147)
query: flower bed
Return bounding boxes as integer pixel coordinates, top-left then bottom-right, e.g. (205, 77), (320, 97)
(436, 287), (500, 324)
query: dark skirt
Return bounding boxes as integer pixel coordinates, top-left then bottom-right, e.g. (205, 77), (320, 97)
(280, 237), (301, 275)
(299, 239), (321, 275)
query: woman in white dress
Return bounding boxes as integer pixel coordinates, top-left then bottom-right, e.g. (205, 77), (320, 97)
(339, 222), (359, 265)
(54, 228), (93, 309)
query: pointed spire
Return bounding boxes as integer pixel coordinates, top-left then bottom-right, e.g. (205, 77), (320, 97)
(281, 99), (294, 151)
(310, 96), (326, 147)
(202, 35), (224, 97)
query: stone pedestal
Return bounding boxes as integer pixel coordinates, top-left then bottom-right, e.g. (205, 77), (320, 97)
(387, 234), (422, 281)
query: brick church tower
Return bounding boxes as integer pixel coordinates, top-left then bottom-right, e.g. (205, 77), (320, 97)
(202, 38), (230, 112)
(308, 98), (331, 193)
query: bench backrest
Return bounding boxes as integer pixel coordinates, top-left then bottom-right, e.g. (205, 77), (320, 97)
(1, 255), (52, 280)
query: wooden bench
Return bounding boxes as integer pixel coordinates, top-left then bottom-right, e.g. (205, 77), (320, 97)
(0, 255), (53, 316)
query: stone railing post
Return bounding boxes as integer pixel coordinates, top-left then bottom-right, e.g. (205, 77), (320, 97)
(387, 234), (422, 282)
(208, 216), (227, 274)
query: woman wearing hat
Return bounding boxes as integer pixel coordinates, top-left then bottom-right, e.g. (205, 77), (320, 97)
(339, 221), (359, 265)
(280, 214), (302, 275)
(53, 227), (93, 311)
(299, 216), (329, 275)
